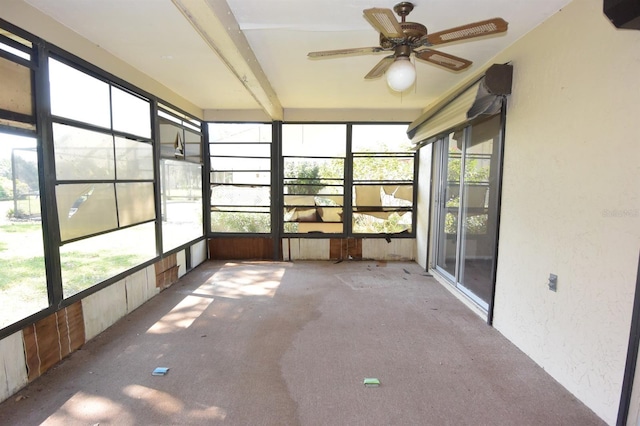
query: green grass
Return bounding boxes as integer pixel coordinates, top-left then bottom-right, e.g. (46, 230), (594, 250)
(61, 251), (146, 296)
(0, 221), (149, 318)
(0, 256), (47, 292)
(0, 222), (42, 233)
(0, 222), (46, 293)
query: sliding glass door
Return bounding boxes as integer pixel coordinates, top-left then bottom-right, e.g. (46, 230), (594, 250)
(434, 114), (503, 311)
(435, 134), (461, 279)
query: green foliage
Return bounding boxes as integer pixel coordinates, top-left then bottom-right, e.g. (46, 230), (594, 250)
(353, 156), (413, 181)
(444, 212), (457, 234)
(0, 155), (38, 201)
(445, 152), (491, 235)
(447, 156), (491, 183)
(6, 208), (29, 219)
(284, 161), (325, 195)
(353, 212), (411, 234)
(444, 212), (488, 235)
(465, 214), (488, 234)
(0, 158), (12, 180)
(211, 212), (270, 233)
(283, 222), (298, 233)
(1, 153), (39, 196)
(0, 177), (12, 200)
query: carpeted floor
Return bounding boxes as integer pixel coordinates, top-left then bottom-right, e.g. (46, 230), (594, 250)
(0, 260), (604, 425)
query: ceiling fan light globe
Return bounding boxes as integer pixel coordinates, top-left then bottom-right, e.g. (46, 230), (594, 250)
(386, 57), (416, 92)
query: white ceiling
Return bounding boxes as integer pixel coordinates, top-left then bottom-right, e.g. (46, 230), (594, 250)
(22, 0), (572, 119)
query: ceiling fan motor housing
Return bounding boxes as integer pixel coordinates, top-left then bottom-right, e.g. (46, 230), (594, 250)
(379, 22), (428, 49)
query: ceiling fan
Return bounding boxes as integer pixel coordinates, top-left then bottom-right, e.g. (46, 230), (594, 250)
(308, 2), (508, 92)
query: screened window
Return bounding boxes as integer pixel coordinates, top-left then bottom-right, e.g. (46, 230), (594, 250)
(158, 105), (204, 251)
(49, 58), (111, 129)
(209, 123), (272, 233)
(0, 133), (47, 328)
(282, 124), (345, 234)
(0, 29), (46, 328)
(1, 23), (208, 333)
(49, 58), (156, 296)
(52, 123), (155, 243)
(112, 86), (152, 138)
(351, 124), (414, 234)
(159, 109), (202, 164)
(59, 222), (156, 298)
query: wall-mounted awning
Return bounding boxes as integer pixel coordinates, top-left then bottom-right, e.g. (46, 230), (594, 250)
(408, 63), (512, 149)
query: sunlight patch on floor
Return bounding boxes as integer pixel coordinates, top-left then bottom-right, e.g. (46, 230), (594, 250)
(123, 384), (183, 415)
(204, 262), (286, 299)
(46, 391), (130, 424)
(147, 294), (213, 334)
(146, 263), (286, 333)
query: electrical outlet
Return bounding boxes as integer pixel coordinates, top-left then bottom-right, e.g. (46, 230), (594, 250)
(548, 274), (558, 292)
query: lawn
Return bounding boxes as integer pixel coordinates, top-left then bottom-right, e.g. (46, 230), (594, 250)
(0, 221), (149, 329)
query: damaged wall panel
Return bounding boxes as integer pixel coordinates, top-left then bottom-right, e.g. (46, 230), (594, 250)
(155, 253), (179, 289)
(23, 302), (85, 382)
(330, 238), (362, 260)
(362, 238), (415, 261)
(284, 238), (330, 260)
(0, 331), (28, 403)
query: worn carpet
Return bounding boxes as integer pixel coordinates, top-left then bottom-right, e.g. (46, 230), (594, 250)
(0, 260), (604, 425)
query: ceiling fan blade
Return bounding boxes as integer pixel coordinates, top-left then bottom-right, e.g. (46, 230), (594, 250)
(415, 49), (472, 71)
(363, 8), (404, 39)
(308, 47), (383, 58)
(427, 18), (508, 45)
(365, 55), (395, 79)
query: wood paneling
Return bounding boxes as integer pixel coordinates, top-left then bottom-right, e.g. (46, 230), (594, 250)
(57, 302), (85, 358)
(155, 254), (178, 289)
(209, 237), (276, 260)
(156, 265), (179, 289)
(23, 302), (85, 382)
(330, 238), (362, 260)
(154, 253), (177, 275)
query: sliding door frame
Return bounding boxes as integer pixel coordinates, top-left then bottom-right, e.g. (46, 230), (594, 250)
(431, 107), (506, 322)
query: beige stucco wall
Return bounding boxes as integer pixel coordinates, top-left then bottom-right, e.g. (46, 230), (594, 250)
(487, 0), (640, 423)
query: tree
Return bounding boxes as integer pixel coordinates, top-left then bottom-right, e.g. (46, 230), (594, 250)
(284, 161), (325, 195)
(444, 151), (491, 235)
(0, 177), (11, 200)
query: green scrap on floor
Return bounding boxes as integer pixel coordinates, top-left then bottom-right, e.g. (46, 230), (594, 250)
(364, 378), (380, 387)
